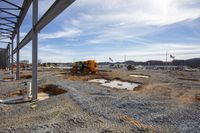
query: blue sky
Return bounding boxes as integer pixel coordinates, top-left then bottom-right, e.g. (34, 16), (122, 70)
(3, 0), (200, 62)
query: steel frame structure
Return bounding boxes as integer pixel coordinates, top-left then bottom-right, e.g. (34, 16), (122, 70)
(0, 0), (75, 100)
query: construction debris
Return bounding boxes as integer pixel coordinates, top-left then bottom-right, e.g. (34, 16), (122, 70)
(0, 69), (200, 132)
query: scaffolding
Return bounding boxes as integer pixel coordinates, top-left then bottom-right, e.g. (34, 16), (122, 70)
(0, 0), (75, 100)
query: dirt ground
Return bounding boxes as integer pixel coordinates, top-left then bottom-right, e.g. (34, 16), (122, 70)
(0, 68), (200, 133)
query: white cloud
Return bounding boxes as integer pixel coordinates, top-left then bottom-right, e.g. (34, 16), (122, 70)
(75, 0), (200, 26)
(85, 43), (200, 62)
(17, 0), (200, 62)
(62, 0), (200, 46)
(19, 28), (81, 42)
(19, 41), (200, 63)
(20, 43), (77, 63)
(39, 28), (82, 40)
(38, 0), (55, 15)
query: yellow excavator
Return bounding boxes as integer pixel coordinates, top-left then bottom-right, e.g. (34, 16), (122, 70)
(71, 60), (97, 74)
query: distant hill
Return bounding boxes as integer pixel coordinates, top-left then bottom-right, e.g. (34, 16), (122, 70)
(146, 60), (164, 65)
(124, 60), (164, 66)
(124, 60), (135, 65)
(173, 58), (200, 68)
(98, 58), (200, 68)
(187, 58), (200, 62)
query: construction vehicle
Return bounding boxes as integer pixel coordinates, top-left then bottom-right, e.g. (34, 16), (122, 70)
(127, 65), (136, 70)
(71, 60), (97, 74)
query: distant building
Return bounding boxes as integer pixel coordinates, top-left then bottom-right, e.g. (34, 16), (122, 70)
(0, 48), (8, 69)
(20, 60), (29, 64)
(110, 63), (126, 69)
(145, 65), (184, 70)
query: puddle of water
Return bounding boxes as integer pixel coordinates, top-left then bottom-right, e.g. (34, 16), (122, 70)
(88, 79), (107, 84)
(88, 79), (139, 90)
(102, 80), (139, 90)
(129, 74), (149, 78)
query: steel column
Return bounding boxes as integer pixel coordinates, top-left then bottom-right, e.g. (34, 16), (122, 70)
(16, 29), (20, 80)
(8, 43), (10, 71)
(11, 40), (13, 73)
(6, 45), (9, 70)
(32, 0), (38, 100)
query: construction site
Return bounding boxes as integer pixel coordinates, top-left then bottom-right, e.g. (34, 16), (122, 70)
(0, 0), (200, 133)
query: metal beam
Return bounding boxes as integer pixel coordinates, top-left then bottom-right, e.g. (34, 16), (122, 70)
(16, 29), (20, 80)
(0, 17), (16, 19)
(11, 0), (32, 40)
(0, 27), (13, 32)
(8, 43), (10, 71)
(36, 0), (76, 31)
(32, 0), (38, 100)
(0, 22), (14, 25)
(0, 9), (18, 17)
(0, 8), (19, 10)
(0, 31), (12, 34)
(0, 37), (9, 40)
(13, 0), (76, 54)
(0, 23), (15, 28)
(6, 45), (8, 69)
(13, 30), (31, 53)
(0, 34), (11, 37)
(1, 0), (22, 9)
(0, 34), (12, 37)
(0, 40), (9, 43)
(0, 17), (16, 24)
(11, 39), (13, 73)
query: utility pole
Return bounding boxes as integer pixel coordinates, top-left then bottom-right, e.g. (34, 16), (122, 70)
(124, 55), (126, 62)
(166, 51), (168, 70)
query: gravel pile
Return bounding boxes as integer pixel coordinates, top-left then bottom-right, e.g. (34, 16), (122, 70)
(0, 70), (200, 132)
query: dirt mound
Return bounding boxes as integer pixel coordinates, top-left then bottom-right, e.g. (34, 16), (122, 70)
(20, 74), (32, 79)
(56, 71), (111, 81)
(64, 75), (92, 81)
(0, 84), (67, 99)
(135, 84), (200, 105)
(178, 78), (199, 81)
(120, 115), (158, 133)
(134, 83), (171, 96)
(178, 93), (200, 104)
(3, 89), (24, 98)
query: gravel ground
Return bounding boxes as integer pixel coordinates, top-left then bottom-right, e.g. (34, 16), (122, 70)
(0, 69), (200, 133)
